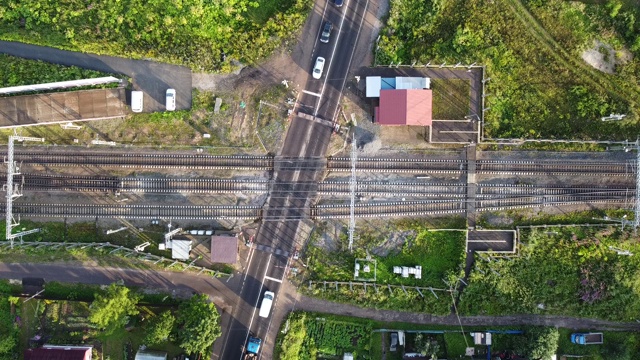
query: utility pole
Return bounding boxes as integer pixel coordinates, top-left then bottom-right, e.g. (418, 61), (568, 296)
(348, 133), (357, 252)
(635, 139), (640, 229)
(5, 135), (44, 248)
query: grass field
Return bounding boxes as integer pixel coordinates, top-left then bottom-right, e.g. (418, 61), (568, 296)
(376, 0), (640, 140)
(0, 0), (311, 72)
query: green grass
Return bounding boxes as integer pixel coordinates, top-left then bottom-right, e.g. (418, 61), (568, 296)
(0, 0), (312, 72)
(459, 225), (640, 320)
(376, 0), (640, 140)
(0, 54), (120, 89)
(432, 79), (471, 119)
(302, 227), (465, 315)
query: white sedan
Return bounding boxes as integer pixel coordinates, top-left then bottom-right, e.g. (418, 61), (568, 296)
(166, 88), (176, 111)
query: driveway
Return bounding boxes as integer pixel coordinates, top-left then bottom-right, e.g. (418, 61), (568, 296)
(0, 40), (192, 112)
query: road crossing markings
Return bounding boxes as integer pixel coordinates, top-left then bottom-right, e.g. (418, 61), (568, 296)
(302, 90), (322, 97)
(264, 275), (283, 283)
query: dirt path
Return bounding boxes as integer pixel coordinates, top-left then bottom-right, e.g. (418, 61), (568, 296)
(287, 284), (640, 331)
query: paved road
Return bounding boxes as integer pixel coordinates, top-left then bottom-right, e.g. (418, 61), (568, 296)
(0, 40), (192, 112)
(219, 0), (372, 358)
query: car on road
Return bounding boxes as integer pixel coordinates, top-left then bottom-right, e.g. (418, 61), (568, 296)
(166, 88), (176, 111)
(259, 291), (275, 318)
(131, 91), (143, 113)
(320, 21), (333, 43)
(335, 0), (343, 7)
(312, 57), (326, 79)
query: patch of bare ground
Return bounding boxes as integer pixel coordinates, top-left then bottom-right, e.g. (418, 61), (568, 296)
(582, 40), (634, 74)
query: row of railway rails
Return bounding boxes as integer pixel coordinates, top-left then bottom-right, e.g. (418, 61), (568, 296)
(476, 159), (634, 176)
(13, 150), (274, 170)
(9, 149), (635, 176)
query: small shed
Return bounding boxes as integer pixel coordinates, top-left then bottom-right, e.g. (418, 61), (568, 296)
(160, 236), (192, 260)
(22, 277), (45, 295)
(134, 349), (167, 360)
(24, 345), (92, 360)
(210, 235), (239, 264)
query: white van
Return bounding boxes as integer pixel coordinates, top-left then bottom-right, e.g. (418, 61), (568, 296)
(131, 91), (143, 113)
(259, 291), (275, 318)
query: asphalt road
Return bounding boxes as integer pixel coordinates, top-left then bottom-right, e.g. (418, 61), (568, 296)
(0, 40), (192, 112)
(218, 0), (371, 358)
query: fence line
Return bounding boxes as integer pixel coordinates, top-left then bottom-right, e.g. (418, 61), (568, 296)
(308, 280), (453, 299)
(0, 241), (232, 278)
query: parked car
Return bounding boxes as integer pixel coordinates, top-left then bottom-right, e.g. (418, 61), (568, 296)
(166, 88), (176, 111)
(131, 91), (143, 113)
(312, 57), (326, 79)
(320, 21), (333, 43)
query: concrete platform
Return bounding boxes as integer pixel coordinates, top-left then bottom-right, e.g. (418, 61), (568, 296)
(0, 88), (127, 128)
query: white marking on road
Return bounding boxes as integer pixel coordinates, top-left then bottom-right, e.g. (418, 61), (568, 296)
(302, 90), (322, 97)
(330, 0), (370, 121)
(315, 0), (351, 117)
(264, 275), (283, 283)
(242, 244), (256, 282)
(240, 253), (272, 360)
(467, 240), (507, 243)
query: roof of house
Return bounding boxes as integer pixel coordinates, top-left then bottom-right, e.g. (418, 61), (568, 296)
(377, 89), (433, 126)
(24, 345), (92, 360)
(210, 235), (238, 264)
(134, 349), (168, 360)
(366, 76), (430, 97)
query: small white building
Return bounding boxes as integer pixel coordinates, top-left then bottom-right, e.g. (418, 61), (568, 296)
(159, 237), (192, 260)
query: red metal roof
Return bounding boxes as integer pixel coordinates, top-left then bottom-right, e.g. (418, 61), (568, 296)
(377, 89), (432, 126)
(25, 347), (92, 360)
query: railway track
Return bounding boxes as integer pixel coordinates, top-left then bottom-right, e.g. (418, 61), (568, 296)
(327, 157), (466, 173)
(318, 181), (466, 197)
(13, 150), (274, 170)
(8, 203), (262, 219)
(312, 200), (466, 218)
(476, 160), (634, 176)
(478, 194), (629, 211)
(10, 174), (269, 193)
(477, 184), (634, 198)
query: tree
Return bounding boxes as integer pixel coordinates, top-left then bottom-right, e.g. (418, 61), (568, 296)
(88, 283), (140, 334)
(514, 327), (559, 360)
(144, 311), (176, 346)
(414, 333), (440, 360)
(176, 294), (222, 356)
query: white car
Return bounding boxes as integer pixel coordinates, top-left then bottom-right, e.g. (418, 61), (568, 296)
(312, 57), (326, 79)
(166, 88), (176, 111)
(259, 291), (275, 318)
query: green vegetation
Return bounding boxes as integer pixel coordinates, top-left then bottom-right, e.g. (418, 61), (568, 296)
(0, 294), (18, 359)
(377, 0), (640, 140)
(13, 283), (217, 359)
(0, 0), (311, 72)
(431, 79), (470, 120)
(277, 312), (640, 359)
(276, 312), (372, 359)
(0, 54), (119, 89)
(144, 310), (176, 346)
(176, 294), (222, 356)
(89, 284), (141, 334)
(302, 221), (466, 315)
(459, 225), (640, 320)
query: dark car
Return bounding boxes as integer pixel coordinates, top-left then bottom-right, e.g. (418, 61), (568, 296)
(320, 21), (333, 43)
(335, 0), (343, 7)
